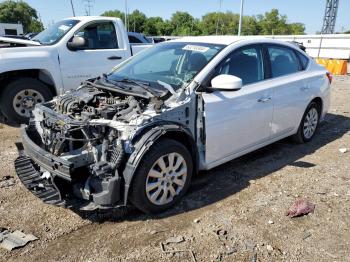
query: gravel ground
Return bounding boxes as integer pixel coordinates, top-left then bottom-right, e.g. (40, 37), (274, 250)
(0, 76), (349, 262)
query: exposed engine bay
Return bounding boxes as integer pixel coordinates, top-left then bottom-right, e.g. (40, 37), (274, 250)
(14, 79), (194, 210)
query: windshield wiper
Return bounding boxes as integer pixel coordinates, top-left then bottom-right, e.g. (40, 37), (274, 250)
(103, 75), (161, 97)
(31, 39), (42, 44)
(118, 78), (160, 97)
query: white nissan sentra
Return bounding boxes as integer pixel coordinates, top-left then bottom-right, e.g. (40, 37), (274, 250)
(16, 37), (331, 213)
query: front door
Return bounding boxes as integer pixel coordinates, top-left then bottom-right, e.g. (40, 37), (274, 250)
(58, 20), (128, 91)
(202, 45), (274, 166)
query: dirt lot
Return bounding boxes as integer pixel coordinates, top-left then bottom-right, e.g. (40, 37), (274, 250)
(0, 76), (349, 262)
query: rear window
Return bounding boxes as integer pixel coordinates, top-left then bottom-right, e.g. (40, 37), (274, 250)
(268, 46), (300, 77)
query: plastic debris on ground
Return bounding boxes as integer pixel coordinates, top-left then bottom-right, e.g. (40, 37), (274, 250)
(339, 148), (348, 153)
(0, 228), (38, 251)
(286, 199), (315, 218)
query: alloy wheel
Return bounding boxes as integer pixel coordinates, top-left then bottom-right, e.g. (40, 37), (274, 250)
(145, 152), (188, 206)
(303, 107), (318, 139)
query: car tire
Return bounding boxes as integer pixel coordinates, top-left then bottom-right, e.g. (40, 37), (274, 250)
(0, 78), (53, 124)
(292, 102), (320, 144)
(129, 138), (193, 214)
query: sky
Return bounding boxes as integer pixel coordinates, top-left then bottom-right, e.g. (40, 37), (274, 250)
(4, 0), (350, 34)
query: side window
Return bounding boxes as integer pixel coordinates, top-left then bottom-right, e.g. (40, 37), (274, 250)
(216, 46), (264, 85)
(268, 46), (300, 77)
(296, 51), (309, 70)
(128, 35), (142, 44)
(75, 22), (118, 49)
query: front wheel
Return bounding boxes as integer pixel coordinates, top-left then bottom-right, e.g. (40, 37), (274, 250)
(0, 78), (53, 124)
(129, 138), (193, 214)
(292, 102), (320, 143)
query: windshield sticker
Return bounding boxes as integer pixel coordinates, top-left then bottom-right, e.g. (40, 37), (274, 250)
(182, 45), (210, 53)
(58, 25), (70, 32)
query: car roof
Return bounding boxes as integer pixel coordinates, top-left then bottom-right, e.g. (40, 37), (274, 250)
(63, 16), (122, 23)
(172, 36), (302, 50)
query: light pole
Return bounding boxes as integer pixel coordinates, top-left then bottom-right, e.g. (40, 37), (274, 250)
(238, 0), (244, 36)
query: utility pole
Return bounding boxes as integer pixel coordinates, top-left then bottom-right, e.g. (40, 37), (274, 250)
(83, 0), (94, 16)
(238, 0), (244, 36)
(215, 0), (223, 35)
(70, 0), (76, 17)
(124, 0), (128, 31)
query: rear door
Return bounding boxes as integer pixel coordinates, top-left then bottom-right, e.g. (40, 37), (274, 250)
(202, 44), (274, 166)
(59, 20), (129, 90)
(265, 45), (311, 138)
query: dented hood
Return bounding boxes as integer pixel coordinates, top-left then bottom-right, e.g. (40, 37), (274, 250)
(0, 36), (41, 46)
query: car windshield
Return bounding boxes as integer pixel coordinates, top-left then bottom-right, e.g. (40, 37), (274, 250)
(107, 42), (225, 91)
(32, 19), (80, 45)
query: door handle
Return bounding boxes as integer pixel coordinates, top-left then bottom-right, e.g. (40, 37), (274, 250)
(258, 97), (272, 103)
(107, 56), (122, 60)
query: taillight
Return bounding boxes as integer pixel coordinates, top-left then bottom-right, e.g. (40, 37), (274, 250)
(326, 72), (333, 84)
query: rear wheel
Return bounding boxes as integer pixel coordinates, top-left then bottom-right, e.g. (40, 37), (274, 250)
(129, 138), (193, 214)
(0, 78), (53, 124)
(292, 102), (320, 143)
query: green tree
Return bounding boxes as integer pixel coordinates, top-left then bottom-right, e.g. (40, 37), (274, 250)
(200, 12), (258, 35)
(200, 12), (223, 35)
(257, 9), (305, 35)
(101, 9), (125, 19)
(288, 23), (305, 35)
(170, 11), (201, 36)
(128, 10), (147, 32)
(241, 16), (259, 35)
(100, 8), (305, 36)
(158, 20), (174, 36)
(143, 16), (164, 36)
(0, 0), (44, 33)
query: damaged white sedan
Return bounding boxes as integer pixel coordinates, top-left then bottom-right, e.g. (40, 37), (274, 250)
(14, 37), (331, 214)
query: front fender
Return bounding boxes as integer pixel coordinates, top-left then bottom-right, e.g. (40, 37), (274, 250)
(122, 123), (198, 205)
(0, 47), (63, 93)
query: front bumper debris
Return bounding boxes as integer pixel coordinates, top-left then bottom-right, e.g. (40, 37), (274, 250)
(14, 146), (64, 206)
(20, 125), (73, 181)
(14, 125), (124, 210)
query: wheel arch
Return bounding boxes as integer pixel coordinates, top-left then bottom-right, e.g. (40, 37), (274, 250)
(0, 69), (58, 99)
(310, 97), (323, 115)
(122, 122), (198, 205)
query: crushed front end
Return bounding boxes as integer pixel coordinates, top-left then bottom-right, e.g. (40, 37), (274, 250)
(14, 79), (193, 210)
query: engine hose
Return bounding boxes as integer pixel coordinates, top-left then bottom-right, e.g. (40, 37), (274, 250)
(113, 99), (139, 120)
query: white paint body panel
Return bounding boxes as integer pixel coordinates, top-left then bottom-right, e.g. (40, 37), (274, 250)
(182, 37), (331, 170)
(202, 81), (274, 165)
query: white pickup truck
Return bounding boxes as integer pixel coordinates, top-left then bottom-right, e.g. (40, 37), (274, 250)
(0, 16), (151, 124)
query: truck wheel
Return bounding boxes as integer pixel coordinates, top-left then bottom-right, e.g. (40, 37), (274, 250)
(0, 78), (53, 124)
(130, 138), (193, 214)
(292, 102), (320, 143)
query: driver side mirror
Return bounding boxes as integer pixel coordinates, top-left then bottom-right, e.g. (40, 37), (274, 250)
(210, 74), (243, 91)
(67, 36), (87, 51)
